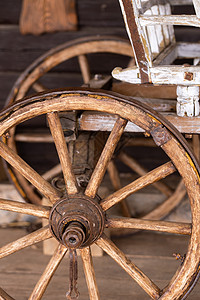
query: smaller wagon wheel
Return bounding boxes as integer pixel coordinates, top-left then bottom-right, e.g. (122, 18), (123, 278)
(4, 35), (133, 206)
(0, 89), (200, 299)
(4, 35), (186, 223)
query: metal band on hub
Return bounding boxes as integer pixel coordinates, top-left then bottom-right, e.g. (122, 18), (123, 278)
(49, 194), (105, 249)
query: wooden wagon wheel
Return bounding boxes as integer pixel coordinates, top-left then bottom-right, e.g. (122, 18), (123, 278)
(0, 89), (200, 299)
(4, 35), (134, 206)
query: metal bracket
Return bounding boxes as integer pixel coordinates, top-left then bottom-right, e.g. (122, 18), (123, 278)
(150, 125), (172, 147)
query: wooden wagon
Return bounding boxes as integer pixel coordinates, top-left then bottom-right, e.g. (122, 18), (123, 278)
(0, 0), (200, 299)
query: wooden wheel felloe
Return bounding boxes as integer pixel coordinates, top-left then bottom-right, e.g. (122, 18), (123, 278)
(0, 89), (200, 299)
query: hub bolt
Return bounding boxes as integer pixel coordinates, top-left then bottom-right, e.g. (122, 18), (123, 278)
(62, 222), (86, 249)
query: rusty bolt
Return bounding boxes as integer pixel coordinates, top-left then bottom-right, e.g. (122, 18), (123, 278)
(62, 222), (85, 249)
(184, 72), (193, 81)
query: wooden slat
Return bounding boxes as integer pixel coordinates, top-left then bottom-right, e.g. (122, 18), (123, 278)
(151, 5), (165, 51)
(158, 4), (170, 46)
(80, 111), (200, 134)
(140, 15), (200, 27)
(165, 2), (175, 43)
(144, 9), (160, 56)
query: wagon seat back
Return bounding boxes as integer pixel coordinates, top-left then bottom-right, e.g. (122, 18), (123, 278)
(113, 0), (200, 117)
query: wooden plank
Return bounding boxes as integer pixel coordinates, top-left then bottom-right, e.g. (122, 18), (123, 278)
(2, 229), (200, 300)
(0, 0), (124, 27)
(0, 27), (128, 72)
(0, 0), (193, 26)
(177, 42), (200, 58)
(170, 0), (193, 4)
(0, 0), (21, 24)
(0, 26), (127, 52)
(80, 111), (200, 134)
(153, 43), (177, 65)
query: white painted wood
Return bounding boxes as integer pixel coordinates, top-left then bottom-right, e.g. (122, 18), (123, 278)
(177, 42), (200, 58)
(151, 5), (165, 51)
(176, 86), (199, 117)
(139, 15), (200, 27)
(144, 9), (160, 56)
(153, 43), (177, 65)
(193, 0), (200, 18)
(158, 4), (170, 46)
(169, 0), (192, 4)
(165, 3), (175, 43)
(194, 58), (200, 65)
(136, 0), (142, 9)
(112, 65), (200, 86)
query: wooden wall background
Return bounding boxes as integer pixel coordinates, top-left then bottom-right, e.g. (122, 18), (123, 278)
(0, 0), (199, 110)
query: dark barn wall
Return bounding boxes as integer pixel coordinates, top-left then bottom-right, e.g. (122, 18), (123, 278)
(0, 0), (199, 109)
(0, 0), (126, 109)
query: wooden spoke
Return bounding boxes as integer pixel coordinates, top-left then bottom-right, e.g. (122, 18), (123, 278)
(32, 82), (47, 93)
(47, 112), (78, 195)
(78, 54), (91, 84)
(101, 161), (176, 211)
(0, 226), (52, 259)
(96, 234), (160, 299)
(0, 199), (50, 219)
(15, 132), (53, 143)
(119, 151), (172, 197)
(106, 217), (191, 235)
(144, 179), (186, 220)
(0, 287), (15, 300)
(107, 160), (131, 217)
(0, 141), (59, 204)
(80, 247), (100, 300)
(85, 117), (128, 198)
(29, 244), (67, 300)
(42, 164), (62, 181)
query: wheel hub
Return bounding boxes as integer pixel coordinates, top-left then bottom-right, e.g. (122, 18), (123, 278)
(49, 194), (105, 249)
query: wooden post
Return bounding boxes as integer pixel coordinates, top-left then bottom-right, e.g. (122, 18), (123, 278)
(176, 86), (199, 117)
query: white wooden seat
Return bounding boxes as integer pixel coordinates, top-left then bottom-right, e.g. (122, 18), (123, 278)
(113, 0), (200, 116)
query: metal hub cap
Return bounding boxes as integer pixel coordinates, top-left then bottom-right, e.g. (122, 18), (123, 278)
(49, 194), (105, 249)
